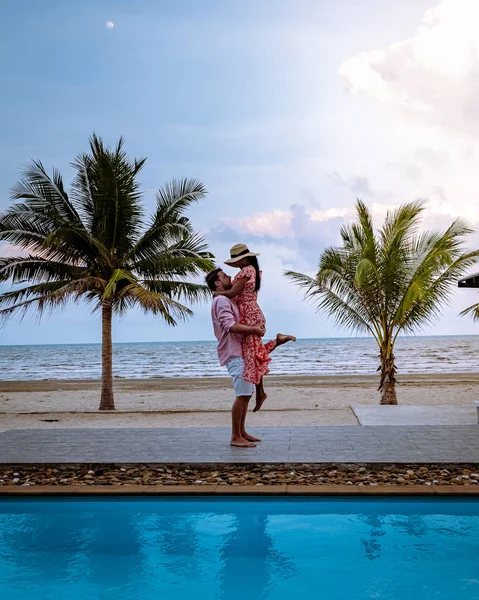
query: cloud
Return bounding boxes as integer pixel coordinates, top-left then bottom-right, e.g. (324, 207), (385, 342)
(222, 209), (292, 238)
(209, 192), (479, 273)
(208, 206), (342, 271)
(211, 201), (356, 268)
(415, 148), (450, 169)
(339, 0), (479, 136)
(329, 173), (376, 198)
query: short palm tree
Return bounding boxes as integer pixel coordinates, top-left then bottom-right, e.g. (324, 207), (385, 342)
(0, 135), (215, 410)
(286, 200), (479, 404)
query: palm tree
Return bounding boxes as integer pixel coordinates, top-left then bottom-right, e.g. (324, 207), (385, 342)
(286, 200), (479, 404)
(0, 134), (215, 410)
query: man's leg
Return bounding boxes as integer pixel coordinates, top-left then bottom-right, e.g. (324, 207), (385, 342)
(227, 357), (257, 447)
(231, 395), (256, 447)
(240, 398), (261, 442)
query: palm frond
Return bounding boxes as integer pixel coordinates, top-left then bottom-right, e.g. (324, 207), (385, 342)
(460, 302), (479, 322)
(285, 269), (378, 338)
(0, 280), (85, 323)
(143, 279), (212, 303)
(1, 197), (108, 265)
(0, 255), (84, 284)
(119, 282), (194, 324)
(70, 134), (146, 255)
(284, 271), (317, 294)
(102, 268), (136, 300)
(10, 160), (83, 227)
(397, 249), (479, 335)
(132, 233), (215, 279)
(380, 200), (424, 250)
(129, 178), (207, 263)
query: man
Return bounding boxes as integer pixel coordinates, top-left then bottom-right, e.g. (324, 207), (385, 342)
(206, 267), (265, 448)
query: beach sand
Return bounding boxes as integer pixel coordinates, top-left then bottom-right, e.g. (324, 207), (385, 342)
(0, 373), (477, 431)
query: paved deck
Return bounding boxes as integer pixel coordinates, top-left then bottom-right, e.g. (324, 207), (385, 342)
(1, 426), (479, 464)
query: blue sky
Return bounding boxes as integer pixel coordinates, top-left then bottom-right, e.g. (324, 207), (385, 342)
(1, 0), (479, 345)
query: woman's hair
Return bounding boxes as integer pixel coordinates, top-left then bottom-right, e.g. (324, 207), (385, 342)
(245, 256), (261, 292)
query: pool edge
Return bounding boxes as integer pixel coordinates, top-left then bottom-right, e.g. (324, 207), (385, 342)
(1, 484), (478, 496)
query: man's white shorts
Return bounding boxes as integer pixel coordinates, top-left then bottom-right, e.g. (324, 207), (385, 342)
(226, 357), (255, 397)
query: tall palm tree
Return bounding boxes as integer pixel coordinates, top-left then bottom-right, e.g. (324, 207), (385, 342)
(0, 135), (215, 410)
(286, 200), (479, 404)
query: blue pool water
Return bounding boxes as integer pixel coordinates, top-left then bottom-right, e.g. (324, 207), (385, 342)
(1, 497), (478, 599)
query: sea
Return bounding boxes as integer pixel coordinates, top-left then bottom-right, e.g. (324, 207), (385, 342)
(0, 335), (477, 381)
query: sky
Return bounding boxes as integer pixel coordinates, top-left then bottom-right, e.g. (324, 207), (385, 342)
(1, 0), (479, 345)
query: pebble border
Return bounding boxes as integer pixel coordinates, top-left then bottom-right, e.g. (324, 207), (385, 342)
(1, 463), (479, 495)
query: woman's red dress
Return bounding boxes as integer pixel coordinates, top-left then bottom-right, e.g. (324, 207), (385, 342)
(232, 266), (276, 384)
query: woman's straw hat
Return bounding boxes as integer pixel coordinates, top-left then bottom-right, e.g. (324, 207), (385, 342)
(224, 243), (260, 265)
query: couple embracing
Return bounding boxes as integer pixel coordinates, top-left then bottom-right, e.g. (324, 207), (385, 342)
(206, 244), (296, 448)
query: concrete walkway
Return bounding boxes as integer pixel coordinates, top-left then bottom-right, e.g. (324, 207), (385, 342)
(1, 425), (479, 464)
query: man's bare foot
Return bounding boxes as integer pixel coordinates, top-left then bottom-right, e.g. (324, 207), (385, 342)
(253, 391), (267, 413)
(276, 333), (297, 346)
(230, 437), (257, 447)
(243, 432), (261, 442)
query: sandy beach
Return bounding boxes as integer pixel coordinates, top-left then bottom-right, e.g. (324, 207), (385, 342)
(0, 373), (477, 431)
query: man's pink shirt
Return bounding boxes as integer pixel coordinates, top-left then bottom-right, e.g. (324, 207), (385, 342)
(211, 296), (243, 366)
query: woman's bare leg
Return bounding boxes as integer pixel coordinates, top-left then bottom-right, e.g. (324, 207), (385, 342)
(276, 333), (296, 346)
(253, 378), (267, 412)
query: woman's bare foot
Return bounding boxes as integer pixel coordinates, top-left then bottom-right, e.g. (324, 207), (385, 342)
(230, 436), (257, 448)
(253, 390), (267, 412)
(243, 432), (261, 442)
(276, 333), (297, 346)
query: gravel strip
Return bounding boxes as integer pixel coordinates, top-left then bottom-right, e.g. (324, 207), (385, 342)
(1, 464), (479, 487)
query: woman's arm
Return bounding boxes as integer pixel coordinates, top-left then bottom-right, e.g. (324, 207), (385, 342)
(213, 277), (247, 298)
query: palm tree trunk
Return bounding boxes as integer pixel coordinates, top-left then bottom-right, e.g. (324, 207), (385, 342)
(378, 345), (397, 405)
(99, 300), (115, 410)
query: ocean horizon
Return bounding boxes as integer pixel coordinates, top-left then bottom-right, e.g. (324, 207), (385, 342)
(0, 334), (477, 381)
(4, 333), (478, 347)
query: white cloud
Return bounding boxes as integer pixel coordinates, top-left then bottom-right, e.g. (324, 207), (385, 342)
(222, 209), (292, 237)
(219, 197), (478, 243)
(332, 0), (479, 257)
(339, 0), (479, 136)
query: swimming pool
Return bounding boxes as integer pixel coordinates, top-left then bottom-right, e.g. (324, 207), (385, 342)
(1, 497), (478, 599)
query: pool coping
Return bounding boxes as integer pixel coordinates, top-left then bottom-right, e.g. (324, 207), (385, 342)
(1, 484), (478, 496)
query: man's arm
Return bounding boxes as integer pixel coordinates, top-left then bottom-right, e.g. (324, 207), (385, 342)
(215, 296), (264, 337)
(230, 322), (265, 337)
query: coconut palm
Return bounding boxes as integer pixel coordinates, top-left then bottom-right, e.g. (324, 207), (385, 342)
(286, 200), (479, 404)
(0, 134), (215, 410)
